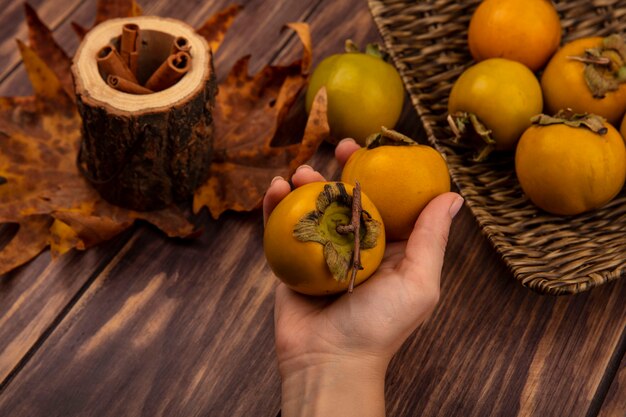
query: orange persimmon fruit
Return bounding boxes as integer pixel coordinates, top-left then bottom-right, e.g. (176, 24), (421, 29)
(468, 0), (561, 72)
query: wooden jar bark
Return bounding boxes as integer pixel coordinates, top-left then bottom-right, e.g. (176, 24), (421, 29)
(72, 17), (215, 211)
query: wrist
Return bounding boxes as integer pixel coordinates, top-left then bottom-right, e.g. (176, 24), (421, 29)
(279, 353), (388, 417)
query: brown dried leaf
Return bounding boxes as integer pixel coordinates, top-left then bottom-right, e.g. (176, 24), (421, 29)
(285, 22), (312, 74)
(24, 3), (74, 99)
(196, 4), (243, 54)
(194, 90), (328, 217)
(0, 38), (193, 275)
(0, 41), (79, 224)
(193, 24), (328, 218)
(0, 216), (52, 275)
(1, 4), (322, 274)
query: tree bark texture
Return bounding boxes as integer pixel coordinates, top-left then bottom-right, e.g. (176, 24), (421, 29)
(72, 17), (215, 211)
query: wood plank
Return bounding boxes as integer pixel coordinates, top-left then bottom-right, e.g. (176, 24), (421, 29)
(0, 0), (326, 96)
(0, 0), (324, 387)
(384, 207), (626, 417)
(0, 219), (280, 416)
(2, 2), (624, 417)
(0, 0), (85, 83)
(0, 0), (128, 389)
(0, 0), (287, 393)
(0, 232), (133, 385)
(0, 1), (372, 416)
(597, 342), (626, 417)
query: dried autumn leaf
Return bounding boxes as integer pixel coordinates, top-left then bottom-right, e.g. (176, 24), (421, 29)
(1, 2), (325, 275)
(49, 218), (82, 256)
(0, 8), (195, 275)
(0, 216), (52, 275)
(24, 3), (74, 99)
(196, 4), (243, 54)
(193, 23), (329, 218)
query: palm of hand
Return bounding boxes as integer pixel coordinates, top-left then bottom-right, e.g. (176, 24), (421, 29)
(274, 239), (439, 368)
(265, 139), (461, 376)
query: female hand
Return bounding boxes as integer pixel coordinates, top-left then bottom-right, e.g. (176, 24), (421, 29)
(264, 139), (463, 417)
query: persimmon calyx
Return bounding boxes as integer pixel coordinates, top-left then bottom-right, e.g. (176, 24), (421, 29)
(365, 126), (418, 149)
(293, 182), (381, 283)
(568, 34), (626, 98)
(344, 39), (390, 62)
(447, 111), (496, 162)
(531, 110), (608, 135)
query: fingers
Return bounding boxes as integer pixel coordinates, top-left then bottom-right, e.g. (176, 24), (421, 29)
(263, 166), (326, 224)
(334, 138), (361, 167)
(291, 165), (326, 187)
(264, 139), (360, 224)
(263, 176), (292, 225)
(399, 192), (464, 291)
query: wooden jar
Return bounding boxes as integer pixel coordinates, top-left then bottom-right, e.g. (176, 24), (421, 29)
(72, 17), (215, 211)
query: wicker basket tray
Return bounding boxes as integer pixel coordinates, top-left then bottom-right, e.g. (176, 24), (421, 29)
(368, 0), (626, 295)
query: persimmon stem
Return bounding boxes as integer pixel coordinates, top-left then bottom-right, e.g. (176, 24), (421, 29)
(567, 55), (611, 65)
(380, 126), (412, 143)
(336, 180), (364, 293)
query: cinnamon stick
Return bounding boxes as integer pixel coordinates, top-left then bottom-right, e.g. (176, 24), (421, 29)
(129, 51), (139, 76)
(107, 75), (153, 94)
(96, 45), (138, 84)
(145, 51), (192, 91)
(171, 36), (191, 54)
(121, 24), (139, 64)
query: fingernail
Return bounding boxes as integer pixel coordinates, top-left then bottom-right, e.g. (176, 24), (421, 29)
(271, 176), (283, 185)
(338, 138), (356, 146)
(449, 196), (464, 219)
(296, 164), (313, 172)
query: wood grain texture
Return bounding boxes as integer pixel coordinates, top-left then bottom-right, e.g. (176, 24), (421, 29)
(0, 0), (90, 96)
(598, 344), (626, 417)
(0, 0), (334, 96)
(74, 16), (216, 210)
(0, 1), (372, 417)
(1, 1), (625, 417)
(0, 232), (132, 385)
(0, 0), (85, 83)
(0, 0), (328, 389)
(0, 220), (281, 416)
(384, 206), (626, 417)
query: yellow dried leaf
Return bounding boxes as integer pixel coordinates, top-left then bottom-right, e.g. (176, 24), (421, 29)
(17, 39), (69, 102)
(285, 22), (312, 73)
(50, 219), (82, 257)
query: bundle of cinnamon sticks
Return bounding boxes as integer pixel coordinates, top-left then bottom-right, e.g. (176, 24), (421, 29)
(96, 23), (192, 94)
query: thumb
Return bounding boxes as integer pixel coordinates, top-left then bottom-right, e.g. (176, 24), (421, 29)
(399, 192), (464, 291)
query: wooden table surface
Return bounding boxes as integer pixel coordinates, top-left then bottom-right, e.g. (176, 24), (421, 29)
(0, 0), (625, 416)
